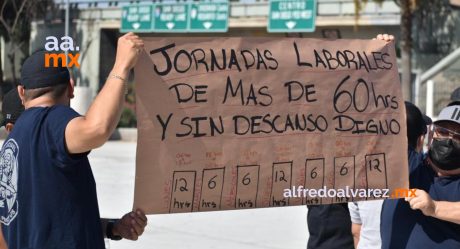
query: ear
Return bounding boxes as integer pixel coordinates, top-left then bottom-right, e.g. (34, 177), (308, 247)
(68, 78), (75, 99)
(17, 85), (25, 105)
(5, 123), (14, 134)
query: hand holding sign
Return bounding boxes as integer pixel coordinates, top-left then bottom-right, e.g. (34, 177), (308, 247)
(114, 32), (144, 73)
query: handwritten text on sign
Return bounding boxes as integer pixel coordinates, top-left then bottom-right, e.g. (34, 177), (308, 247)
(134, 38), (408, 214)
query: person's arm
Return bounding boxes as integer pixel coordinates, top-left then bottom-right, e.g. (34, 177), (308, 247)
(351, 223), (361, 249)
(431, 201), (460, 224)
(65, 32), (144, 154)
(406, 189), (460, 224)
(101, 209), (148, 241)
(348, 202), (361, 248)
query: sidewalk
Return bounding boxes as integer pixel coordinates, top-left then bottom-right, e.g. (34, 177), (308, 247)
(90, 141), (309, 249)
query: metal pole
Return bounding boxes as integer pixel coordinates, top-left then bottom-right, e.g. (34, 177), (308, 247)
(420, 47), (460, 84)
(414, 70), (420, 106)
(65, 0), (69, 64)
(426, 80), (434, 118)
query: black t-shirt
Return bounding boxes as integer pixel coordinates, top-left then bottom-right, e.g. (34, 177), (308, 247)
(381, 148), (460, 249)
(0, 105), (104, 249)
(307, 203), (354, 249)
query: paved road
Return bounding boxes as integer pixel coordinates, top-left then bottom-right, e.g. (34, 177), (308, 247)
(11, 140), (309, 249)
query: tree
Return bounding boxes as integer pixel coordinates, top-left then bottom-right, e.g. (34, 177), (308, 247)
(354, 0), (421, 101)
(0, 0), (54, 87)
(398, 0), (414, 101)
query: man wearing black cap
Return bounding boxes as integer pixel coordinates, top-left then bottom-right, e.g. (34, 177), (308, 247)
(1, 89), (24, 134)
(0, 88), (24, 249)
(0, 32), (147, 249)
(381, 104), (460, 249)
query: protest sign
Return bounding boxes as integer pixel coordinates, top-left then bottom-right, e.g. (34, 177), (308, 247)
(133, 37), (408, 214)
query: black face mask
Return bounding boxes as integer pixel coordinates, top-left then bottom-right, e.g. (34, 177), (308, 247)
(429, 138), (460, 171)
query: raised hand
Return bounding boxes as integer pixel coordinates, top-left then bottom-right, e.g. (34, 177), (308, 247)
(113, 32), (145, 73)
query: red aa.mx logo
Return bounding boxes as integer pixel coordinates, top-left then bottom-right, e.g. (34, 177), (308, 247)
(44, 36), (80, 68)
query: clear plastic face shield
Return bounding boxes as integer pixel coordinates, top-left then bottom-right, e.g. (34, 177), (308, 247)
(427, 122), (460, 175)
(429, 123), (460, 146)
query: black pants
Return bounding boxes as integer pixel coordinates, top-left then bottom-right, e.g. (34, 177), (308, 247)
(307, 204), (354, 249)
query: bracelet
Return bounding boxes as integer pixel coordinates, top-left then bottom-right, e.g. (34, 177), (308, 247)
(109, 74), (126, 82)
(108, 74), (128, 94)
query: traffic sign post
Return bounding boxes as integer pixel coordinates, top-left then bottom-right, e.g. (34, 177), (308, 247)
(153, 3), (189, 32)
(268, 0), (317, 33)
(189, 2), (229, 32)
(121, 5), (153, 32)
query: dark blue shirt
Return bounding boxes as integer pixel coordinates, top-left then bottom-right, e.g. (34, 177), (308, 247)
(0, 105), (104, 249)
(381, 148), (460, 249)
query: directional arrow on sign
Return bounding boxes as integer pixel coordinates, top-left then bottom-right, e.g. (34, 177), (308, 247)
(190, 8), (197, 18)
(285, 21), (297, 29)
(166, 22), (175, 30)
(203, 22), (213, 29)
(132, 23), (140, 30)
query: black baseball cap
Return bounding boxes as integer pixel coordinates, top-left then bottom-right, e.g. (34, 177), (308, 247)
(405, 101), (432, 145)
(448, 87), (460, 106)
(20, 50), (70, 89)
(1, 88), (25, 127)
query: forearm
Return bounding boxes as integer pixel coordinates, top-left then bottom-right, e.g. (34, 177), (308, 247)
(432, 201), (460, 224)
(352, 234), (359, 249)
(351, 223), (361, 248)
(84, 66), (128, 140)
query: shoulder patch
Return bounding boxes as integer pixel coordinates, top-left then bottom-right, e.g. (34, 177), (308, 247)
(0, 139), (19, 225)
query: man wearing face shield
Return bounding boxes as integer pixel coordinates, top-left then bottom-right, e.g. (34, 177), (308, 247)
(381, 104), (460, 249)
(426, 106), (460, 174)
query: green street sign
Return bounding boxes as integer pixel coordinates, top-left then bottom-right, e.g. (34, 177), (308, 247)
(268, 0), (317, 33)
(189, 2), (229, 32)
(120, 2), (229, 33)
(153, 3), (189, 32)
(121, 5), (153, 32)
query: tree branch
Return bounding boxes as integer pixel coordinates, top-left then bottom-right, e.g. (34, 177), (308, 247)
(11, 0), (29, 33)
(0, 0), (12, 34)
(0, 0), (8, 18)
(0, 17), (11, 35)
